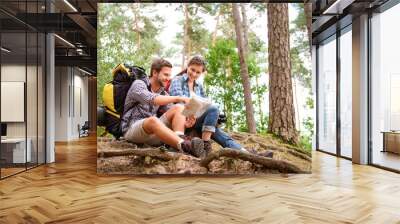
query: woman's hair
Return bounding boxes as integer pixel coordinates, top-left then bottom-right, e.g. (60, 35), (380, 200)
(176, 55), (206, 76)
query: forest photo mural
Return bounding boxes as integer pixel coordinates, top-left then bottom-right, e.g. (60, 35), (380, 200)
(97, 3), (312, 175)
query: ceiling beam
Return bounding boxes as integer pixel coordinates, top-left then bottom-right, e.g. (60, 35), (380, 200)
(55, 55), (96, 72)
(322, 0), (355, 14)
(66, 13), (97, 46)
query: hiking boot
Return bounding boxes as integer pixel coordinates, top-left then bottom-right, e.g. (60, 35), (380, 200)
(203, 141), (212, 157)
(179, 134), (192, 141)
(180, 137), (205, 158)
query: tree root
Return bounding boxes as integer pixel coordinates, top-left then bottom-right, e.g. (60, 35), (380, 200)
(260, 144), (312, 162)
(252, 140), (311, 162)
(97, 147), (181, 161)
(199, 148), (306, 173)
(231, 133), (250, 142)
(286, 149), (312, 162)
(249, 137), (312, 161)
(248, 136), (311, 158)
(281, 144), (312, 157)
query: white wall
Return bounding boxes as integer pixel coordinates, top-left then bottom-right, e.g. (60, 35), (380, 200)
(1, 64), (46, 164)
(74, 72), (89, 135)
(55, 66), (69, 141)
(1, 65), (26, 141)
(1, 65), (41, 137)
(54, 67), (89, 141)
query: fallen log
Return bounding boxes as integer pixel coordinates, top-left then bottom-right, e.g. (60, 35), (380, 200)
(199, 148), (306, 173)
(97, 147), (181, 161)
(98, 141), (138, 150)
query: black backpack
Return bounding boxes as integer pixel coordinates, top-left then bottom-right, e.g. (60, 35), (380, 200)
(99, 64), (149, 139)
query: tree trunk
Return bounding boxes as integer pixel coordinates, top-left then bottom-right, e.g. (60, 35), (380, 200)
(293, 76), (301, 133)
(182, 3), (190, 69)
(212, 7), (221, 46)
(267, 3), (299, 144)
(240, 3), (249, 56)
(304, 2), (312, 52)
(225, 58), (233, 131)
(255, 75), (264, 129)
(131, 4), (141, 49)
(232, 3), (257, 134)
(241, 3), (259, 129)
(187, 5), (191, 62)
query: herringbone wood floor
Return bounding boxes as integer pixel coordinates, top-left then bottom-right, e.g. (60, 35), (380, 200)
(1, 136), (400, 224)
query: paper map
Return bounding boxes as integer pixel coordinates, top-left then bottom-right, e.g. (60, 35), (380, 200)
(182, 95), (212, 118)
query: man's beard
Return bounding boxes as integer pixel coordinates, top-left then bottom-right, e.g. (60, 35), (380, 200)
(158, 78), (165, 87)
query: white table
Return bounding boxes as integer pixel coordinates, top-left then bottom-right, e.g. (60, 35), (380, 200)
(1, 138), (31, 163)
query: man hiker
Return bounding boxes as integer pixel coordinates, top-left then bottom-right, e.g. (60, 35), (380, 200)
(121, 58), (206, 157)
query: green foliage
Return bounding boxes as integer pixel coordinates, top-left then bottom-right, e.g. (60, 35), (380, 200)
(249, 3), (266, 13)
(174, 4), (211, 57)
(97, 126), (112, 138)
(205, 38), (266, 132)
(303, 117), (314, 136)
(248, 54), (268, 133)
(205, 39), (245, 131)
(290, 3), (311, 92)
(306, 96), (314, 109)
(299, 134), (312, 152)
(299, 117), (314, 151)
(97, 3), (164, 105)
(290, 3), (314, 148)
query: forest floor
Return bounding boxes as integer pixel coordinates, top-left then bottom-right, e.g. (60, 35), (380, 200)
(97, 132), (311, 175)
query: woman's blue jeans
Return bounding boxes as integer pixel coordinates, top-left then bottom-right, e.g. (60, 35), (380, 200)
(192, 105), (242, 150)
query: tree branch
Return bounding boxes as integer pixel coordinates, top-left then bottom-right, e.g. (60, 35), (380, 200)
(97, 147), (181, 161)
(200, 148), (306, 173)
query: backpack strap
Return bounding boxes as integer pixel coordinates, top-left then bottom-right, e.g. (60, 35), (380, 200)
(120, 78), (148, 126)
(121, 78), (155, 125)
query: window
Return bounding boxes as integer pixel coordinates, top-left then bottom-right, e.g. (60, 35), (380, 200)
(318, 35), (337, 154)
(0, 1), (47, 179)
(340, 27), (352, 158)
(370, 3), (400, 171)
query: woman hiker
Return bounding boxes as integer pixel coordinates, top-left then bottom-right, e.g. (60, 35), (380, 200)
(168, 55), (273, 158)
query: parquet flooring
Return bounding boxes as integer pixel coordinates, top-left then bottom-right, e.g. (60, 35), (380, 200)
(1, 167), (26, 177)
(0, 136), (399, 223)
